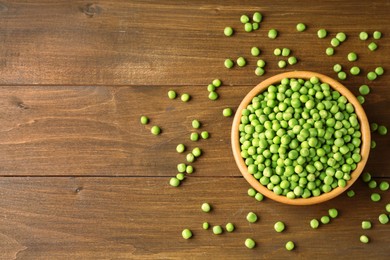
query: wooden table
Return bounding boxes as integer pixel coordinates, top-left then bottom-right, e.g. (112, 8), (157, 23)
(0, 1), (389, 259)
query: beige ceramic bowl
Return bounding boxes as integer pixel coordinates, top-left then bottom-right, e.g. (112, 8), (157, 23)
(231, 71), (370, 205)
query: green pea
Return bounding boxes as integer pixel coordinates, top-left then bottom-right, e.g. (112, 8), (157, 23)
(240, 15), (249, 24)
(181, 93), (191, 102)
(169, 177), (180, 187)
(255, 67), (265, 76)
(244, 23), (253, 32)
(177, 163), (186, 173)
(359, 32), (368, 41)
(362, 221), (372, 229)
(255, 192), (264, 201)
(288, 56), (297, 65)
(226, 223), (235, 232)
(285, 241), (295, 251)
(237, 57), (247, 67)
(176, 144), (185, 153)
(192, 147), (202, 157)
(203, 222), (209, 230)
(368, 42), (378, 51)
(371, 140), (376, 149)
(359, 85), (370, 95)
(248, 188), (256, 197)
(367, 71), (377, 81)
(208, 91), (219, 101)
(386, 203), (390, 213)
(212, 79), (221, 87)
(368, 180), (377, 189)
(245, 238), (256, 249)
(338, 71), (347, 80)
(192, 120), (201, 129)
(224, 59), (234, 68)
(274, 48), (282, 56)
(274, 221), (285, 232)
(379, 214), (389, 224)
(282, 48), (291, 57)
(182, 229), (192, 239)
(253, 12), (262, 23)
(246, 212), (258, 223)
(251, 47), (260, 56)
(278, 60), (287, 68)
(360, 235), (369, 243)
(296, 23), (306, 32)
(257, 59), (266, 67)
(168, 90), (177, 99)
(378, 125), (388, 135)
(223, 108), (233, 117)
(375, 67), (384, 76)
(333, 64), (342, 73)
(326, 47), (334, 56)
(320, 216), (330, 224)
(317, 29), (328, 38)
(268, 29), (278, 39)
(310, 219), (319, 229)
(186, 153), (195, 163)
(201, 202), (211, 212)
(186, 165), (194, 174)
(357, 95), (365, 104)
(201, 131), (209, 139)
(207, 84), (215, 92)
(347, 52), (358, 61)
(379, 181), (389, 191)
(224, 27), (234, 37)
(336, 32), (347, 42)
(212, 225), (223, 235)
(151, 125), (161, 135)
(331, 38), (340, 47)
(176, 173), (185, 181)
(361, 172), (371, 182)
(190, 132), (199, 141)
(373, 31), (382, 40)
(328, 208), (339, 218)
(140, 115), (149, 125)
(350, 66), (360, 75)
(371, 193), (381, 202)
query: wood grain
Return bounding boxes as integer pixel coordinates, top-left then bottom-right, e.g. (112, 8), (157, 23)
(0, 177), (388, 259)
(0, 85), (388, 177)
(0, 0), (388, 85)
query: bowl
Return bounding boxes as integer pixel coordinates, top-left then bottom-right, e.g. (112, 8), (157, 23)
(231, 71), (371, 205)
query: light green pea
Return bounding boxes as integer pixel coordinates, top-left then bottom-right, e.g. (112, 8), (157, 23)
(278, 60), (287, 68)
(274, 221), (285, 232)
(326, 47), (334, 56)
(226, 223), (235, 232)
(203, 222), (209, 230)
(379, 181), (389, 191)
(192, 119), (201, 129)
(317, 29), (328, 38)
(296, 23), (306, 32)
(140, 115), (149, 125)
(371, 193), (381, 202)
(288, 56), (297, 65)
(181, 93), (191, 102)
(378, 125), (388, 135)
(190, 132), (199, 141)
(182, 229), (192, 239)
(359, 32), (368, 40)
(151, 125), (161, 135)
(176, 144), (185, 153)
(255, 67), (265, 76)
(257, 59), (266, 67)
(224, 59), (234, 69)
(213, 225), (223, 235)
(359, 85), (370, 95)
(329, 208), (339, 218)
(368, 42), (378, 51)
(347, 52), (358, 61)
(336, 32), (347, 42)
(246, 212), (258, 223)
(367, 72), (377, 81)
(373, 31), (382, 40)
(285, 241), (295, 251)
(310, 219), (319, 229)
(362, 221), (372, 230)
(240, 15), (249, 24)
(375, 67), (384, 76)
(268, 29), (278, 39)
(224, 27), (234, 37)
(350, 66), (360, 75)
(169, 177), (180, 187)
(360, 235), (369, 243)
(201, 202), (211, 212)
(253, 12), (262, 23)
(168, 90), (177, 99)
(245, 238), (256, 249)
(237, 57), (247, 67)
(251, 47), (260, 56)
(201, 131), (209, 139)
(208, 91), (219, 101)
(223, 108), (233, 117)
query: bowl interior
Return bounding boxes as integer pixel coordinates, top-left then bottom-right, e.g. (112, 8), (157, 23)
(231, 71), (371, 205)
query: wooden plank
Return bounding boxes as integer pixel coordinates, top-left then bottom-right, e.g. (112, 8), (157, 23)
(0, 0), (388, 85)
(0, 85), (388, 177)
(0, 177), (388, 259)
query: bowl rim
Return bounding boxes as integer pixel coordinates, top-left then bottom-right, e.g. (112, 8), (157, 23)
(231, 71), (371, 205)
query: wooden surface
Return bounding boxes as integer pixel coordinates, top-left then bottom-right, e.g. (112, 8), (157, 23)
(0, 0), (389, 259)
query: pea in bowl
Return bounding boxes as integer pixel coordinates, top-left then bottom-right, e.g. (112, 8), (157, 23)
(231, 71), (370, 205)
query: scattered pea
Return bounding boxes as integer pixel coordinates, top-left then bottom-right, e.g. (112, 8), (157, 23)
(357, 95), (365, 104)
(186, 153), (195, 163)
(367, 71), (377, 81)
(224, 27), (234, 37)
(347, 52), (358, 61)
(192, 147), (202, 157)
(253, 12), (262, 23)
(317, 29), (328, 39)
(386, 203), (390, 213)
(181, 93), (191, 102)
(192, 120), (201, 129)
(347, 190), (355, 198)
(371, 123), (378, 132)
(201, 131), (209, 139)
(268, 29), (278, 39)
(203, 222), (209, 230)
(359, 32), (368, 41)
(285, 241), (295, 251)
(176, 144), (186, 153)
(371, 140), (376, 149)
(338, 71), (347, 80)
(186, 165), (194, 174)
(274, 48), (282, 56)
(177, 163), (187, 173)
(257, 59), (266, 67)
(368, 180), (377, 189)
(379, 181), (389, 191)
(321, 216), (330, 224)
(361, 172), (371, 182)
(350, 66), (360, 75)
(329, 208), (339, 218)
(246, 212), (258, 223)
(378, 125), (388, 135)
(336, 32), (347, 42)
(359, 85), (370, 95)
(190, 132), (199, 141)
(207, 84), (215, 92)
(224, 59), (234, 68)
(255, 67), (265, 76)
(226, 223), (235, 232)
(212, 225), (223, 235)
(170, 177), (180, 187)
(373, 31), (382, 40)
(282, 48), (291, 57)
(251, 47), (260, 56)
(371, 193), (381, 202)
(379, 214), (389, 224)
(333, 64), (342, 73)
(223, 108), (233, 117)
(151, 125), (161, 135)
(296, 23), (306, 32)
(237, 57), (247, 67)
(310, 219), (319, 229)
(182, 229), (192, 239)
(252, 23), (259, 30)
(278, 60), (287, 68)
(362, 221), (372, 230)
(274, 221), (285, 232)
(331, 38), (340, 47)
(140, 116), (149, 125)
(201, 202), (211, 212)
(240, 15), (249, 24)
(326, 47), (335, 56)
(288, 56), (297, 65)
(212, 79), (222, 87)
(244, 23), (253, 32)
(360, 235), (369, 243)
(168, 90), (177, 99)
(176, 173), (185, 181)
(255, 192), (264, 201)
(245, 238), (256, 249)
(368, 42), (378, 51)
(208, 91), (219, 101)
(375, 67), (384, 76)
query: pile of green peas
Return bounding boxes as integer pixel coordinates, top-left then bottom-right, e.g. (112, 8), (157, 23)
(239, 77), (362, 199)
